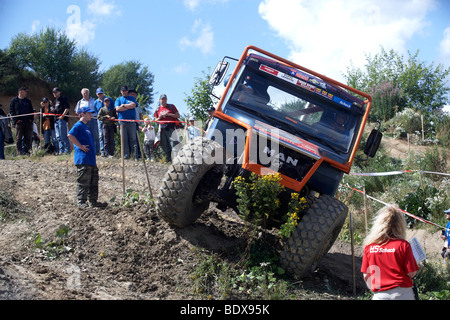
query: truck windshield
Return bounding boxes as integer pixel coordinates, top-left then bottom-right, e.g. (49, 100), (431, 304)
(229, 68), (361, 153)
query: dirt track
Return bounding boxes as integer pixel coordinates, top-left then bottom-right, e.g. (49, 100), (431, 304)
(0, 155), (440, 300)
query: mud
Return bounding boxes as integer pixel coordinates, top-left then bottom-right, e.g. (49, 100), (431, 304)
(0, 156), (440, 300)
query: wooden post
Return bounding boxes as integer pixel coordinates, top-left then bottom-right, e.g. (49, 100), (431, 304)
(120, 124), (125, 194)
(421, 114), (424, 142)
(185, 117), (188, 143)
(350, 211), (356, 296)
(363, 187), (368, 235)
(407, 133), (410, 153)
(136, 128), (153, 198)
(419, 167), (424, 191)
(39, 110), (43, 149)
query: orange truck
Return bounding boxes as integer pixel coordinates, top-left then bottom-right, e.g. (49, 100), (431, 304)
(156, 46), (381, 278)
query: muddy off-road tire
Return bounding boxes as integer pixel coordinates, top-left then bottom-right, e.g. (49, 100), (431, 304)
(156, 137), (224, 227)
(280, 194), (348, 279)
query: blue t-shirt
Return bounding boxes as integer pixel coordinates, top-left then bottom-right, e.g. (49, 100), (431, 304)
(445, 221), (450, 247)
(68, 120), (96, 166)
(115, 96), (137, 120)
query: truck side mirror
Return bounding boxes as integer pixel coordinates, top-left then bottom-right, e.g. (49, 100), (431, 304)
(364, 129), (382, 158)
(209, 61), (230, 86)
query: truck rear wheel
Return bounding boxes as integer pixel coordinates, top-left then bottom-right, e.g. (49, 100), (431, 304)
(156, 137), (224, 228)
(280, 194), (348, 279)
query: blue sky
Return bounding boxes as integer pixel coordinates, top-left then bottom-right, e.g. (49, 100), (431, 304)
(1, 0), (449, 116)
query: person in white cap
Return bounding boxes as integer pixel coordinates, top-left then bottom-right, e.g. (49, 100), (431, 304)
(141, 117), (155, 161)
(187, 115), (201, 141)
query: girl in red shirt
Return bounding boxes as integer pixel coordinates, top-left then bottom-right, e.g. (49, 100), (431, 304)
(361, 206), (419, 300)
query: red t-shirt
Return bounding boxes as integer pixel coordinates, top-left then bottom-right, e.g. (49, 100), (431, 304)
(361, 239), (419, 292)
(154, 104), (179, 124)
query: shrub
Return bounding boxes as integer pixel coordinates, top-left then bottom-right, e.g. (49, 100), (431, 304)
(398, 185), (438, 227)
(232, 173), (307, 239)
(386, 108), (422, 139)
(232, 173), (284, 227)
(279, 193), (307, 239)
(415, 261), (449, 300)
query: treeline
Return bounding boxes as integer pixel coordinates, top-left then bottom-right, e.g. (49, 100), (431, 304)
(341, 48), (450, 232)
(0, 27), (154, 112)
(344, 47), (450, 147)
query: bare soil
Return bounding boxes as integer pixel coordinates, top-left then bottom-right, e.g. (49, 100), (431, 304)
(0, 154), (441, 301)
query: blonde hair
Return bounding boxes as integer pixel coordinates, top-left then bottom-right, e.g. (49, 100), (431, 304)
(363, 206), (407, 246)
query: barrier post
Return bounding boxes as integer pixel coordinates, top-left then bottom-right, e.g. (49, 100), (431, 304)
(39, 111), (42, 149)
(350, 211), (356, 296)
(120, 123), (125, 194)
(136, 127), (153, 198)
(363, 187), (368, 234)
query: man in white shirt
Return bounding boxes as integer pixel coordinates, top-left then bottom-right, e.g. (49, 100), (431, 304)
(75, 88), (100, 155)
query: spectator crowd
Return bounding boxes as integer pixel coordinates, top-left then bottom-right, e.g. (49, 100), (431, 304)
(0, 86), (212, 161)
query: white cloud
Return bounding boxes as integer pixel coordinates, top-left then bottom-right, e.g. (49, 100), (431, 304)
(184, 0), (201, 11)
(439, 27), (450, 60)
(87, 0), (120, 16)
(31, 20), (41, 33)
(258, 0), (436, 82)
(179, 19), (214, 55)
(66, 5), (96, 46)
(173, 62), (191, 74)
(65, 1), (120, 46)
(183, 0), (230, 12)
(66, 21), (96, 46)
(66, 0), (121, 46)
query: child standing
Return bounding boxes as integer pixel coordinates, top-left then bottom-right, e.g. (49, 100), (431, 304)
(142, 117), (155, 161)
(68, 106), (107, 209)
(97, 97), (117, 158)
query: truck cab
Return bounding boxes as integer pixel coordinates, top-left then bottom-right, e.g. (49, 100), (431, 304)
(207, 47), (380, 197)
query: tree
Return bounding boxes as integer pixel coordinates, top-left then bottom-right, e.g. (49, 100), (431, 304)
(398, 52), (450, 113)
(0, 49), (21, 95)
(9, 28), (76, 86)
(66, 48), (101, 99)
(344, 47), (450, 117)
(184, 69), (217, 123)
(100, 60), (154, 113)
(6, 27), (101, 101)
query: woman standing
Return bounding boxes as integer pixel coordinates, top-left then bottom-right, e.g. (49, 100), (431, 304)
(361, 206), (419, 300)
(40, 97), (59, 155)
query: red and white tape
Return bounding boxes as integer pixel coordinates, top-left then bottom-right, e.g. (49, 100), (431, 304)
(341, 184), (446, 229)
(350, 170), (450, 177)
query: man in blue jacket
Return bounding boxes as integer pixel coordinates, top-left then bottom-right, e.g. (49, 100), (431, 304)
(68, 106), (107, 209)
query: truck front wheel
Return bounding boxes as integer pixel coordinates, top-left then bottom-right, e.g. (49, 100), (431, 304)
(280, 194), (348, 279)
(156, 137), (224, 228)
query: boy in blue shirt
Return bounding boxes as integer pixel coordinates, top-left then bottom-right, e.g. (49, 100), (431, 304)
(68, 106), (107, 209)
